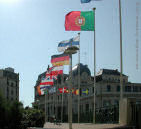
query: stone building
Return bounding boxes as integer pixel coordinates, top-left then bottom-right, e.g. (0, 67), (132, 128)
(0, 67), (19, 101)
(34, 63), (141, 120)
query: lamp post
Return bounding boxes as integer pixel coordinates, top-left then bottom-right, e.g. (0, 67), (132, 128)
(64, 46), (79, 129)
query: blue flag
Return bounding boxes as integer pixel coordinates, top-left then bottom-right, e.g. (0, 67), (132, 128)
(81, 0), (91, 3)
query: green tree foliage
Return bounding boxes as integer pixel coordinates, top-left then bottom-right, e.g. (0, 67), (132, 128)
(0, 90), (24, 129)
(22, 107), (45, 128)
(0, 90), (44, 129)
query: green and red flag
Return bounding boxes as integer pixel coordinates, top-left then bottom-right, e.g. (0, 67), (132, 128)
(65, 11), (94, 31)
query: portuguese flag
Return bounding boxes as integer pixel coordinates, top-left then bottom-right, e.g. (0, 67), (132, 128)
(65, 11), (94, 31)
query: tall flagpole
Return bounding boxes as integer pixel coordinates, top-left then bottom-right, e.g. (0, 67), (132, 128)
(78, 33), (80, 123)
(93, 8), (96, 124)
(45, 88), (47, 123)
(119, 0), (123, 100)
(56, 79), (58, 120)
(61, 75), (64, 123)
(61, 90), (64, 123)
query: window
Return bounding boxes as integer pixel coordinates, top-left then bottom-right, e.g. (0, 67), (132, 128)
(140, 87), (141, 92)
(92, 87), (94, 93)
(11, 82), (14, 87)
(103, 100), (111, 106)
(11, 90), (14, 95)
(107, 85), (111, 92)
(125, 86), (131, 92)
(114, 100), (119, 106)
(116, 85), (120, 92)
(133, 86), (138, 92)
(85, 104), (89, 112)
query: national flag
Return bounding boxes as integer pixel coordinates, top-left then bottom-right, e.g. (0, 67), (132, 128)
(58, 35), (80, 52)
(82, 89), (89, 95)
(45, 66), (63, 81)
(59, 87), (68, 93)
(81, 0), (91, 3)
(37, 85), (42, 95)
(51, 54), (70, 66)
(65, 11), (94, 31)
(37, 85), (49, 96)
(74, 89), (79, 95)
(48, 87), (56, 94)
(39, 75), (54, 86)
(47, 66), (64, 77)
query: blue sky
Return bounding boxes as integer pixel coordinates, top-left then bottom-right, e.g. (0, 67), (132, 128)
(0, 0), (140, 107)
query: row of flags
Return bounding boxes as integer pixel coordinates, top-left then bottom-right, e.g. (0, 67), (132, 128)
(37, 1), (95, 96)
(37, 86), (89, 96)
(59, 87), (89, 95)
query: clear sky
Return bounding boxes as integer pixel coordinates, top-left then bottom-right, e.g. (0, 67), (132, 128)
(0, 0), (140, 107)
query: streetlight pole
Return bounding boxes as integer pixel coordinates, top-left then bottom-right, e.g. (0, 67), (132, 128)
(64, 45), (79, 129)
(68, 53), (72, 129)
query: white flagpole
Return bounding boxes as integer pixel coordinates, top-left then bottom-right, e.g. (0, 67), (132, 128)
(78, 33), (81, 123)
(93, 8), (96, 124)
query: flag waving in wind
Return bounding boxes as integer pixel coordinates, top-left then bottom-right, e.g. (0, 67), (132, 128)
(81, 0), (102, 3)
(81, 0), (91, 3)
(51, 53), (70, 66)
(65, 11), (94, 31)
(46, 66), (63, 80)
(58, 35), (80, 52)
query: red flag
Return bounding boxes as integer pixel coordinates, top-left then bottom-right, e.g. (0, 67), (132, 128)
(59, 87), (68, 93)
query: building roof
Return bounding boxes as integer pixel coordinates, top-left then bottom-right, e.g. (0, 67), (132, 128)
(72, 63), (91, 76)
(96, 69), (126, 76)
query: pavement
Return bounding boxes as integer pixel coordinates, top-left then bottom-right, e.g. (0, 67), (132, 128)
(43, 122), (125, 129)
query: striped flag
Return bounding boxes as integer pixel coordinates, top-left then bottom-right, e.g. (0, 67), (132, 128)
(74, 89), (79, 95)
(51, 54), (70, 66)
(58, 35), (80, 52)
(37, 85), (49, 96)
(39, 75), (54, 86)
(46, 66), (64, 78)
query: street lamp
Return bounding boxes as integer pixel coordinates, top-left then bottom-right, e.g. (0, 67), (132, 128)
(64, 46), (79, 129)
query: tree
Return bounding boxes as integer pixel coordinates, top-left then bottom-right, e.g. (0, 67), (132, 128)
(22, 107), (45, 128)
(0, 90), (24, 129)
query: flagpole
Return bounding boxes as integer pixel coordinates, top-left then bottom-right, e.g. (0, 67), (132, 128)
(56, 79), (58, 120)
(78, 32), (80, 123)
(47, 89), (48, 122)
(45, 88), (47, 123)
(119, 0), (123, 100)
(61, 75), (64, 123)
(93, 8), (96, 124)
(61, 88), (64, 123)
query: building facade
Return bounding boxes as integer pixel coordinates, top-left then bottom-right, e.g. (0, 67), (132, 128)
(34, 64), (141, 120)
(0, 67), (19, 101)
